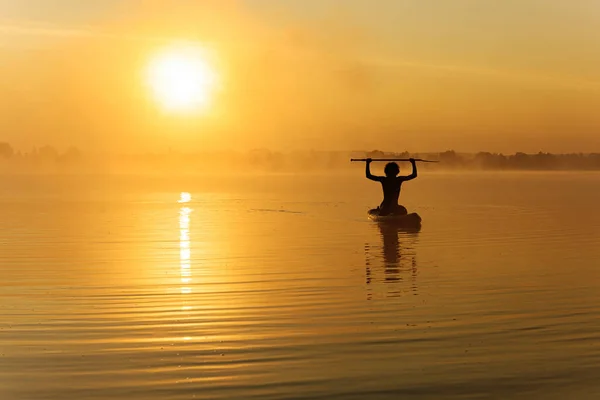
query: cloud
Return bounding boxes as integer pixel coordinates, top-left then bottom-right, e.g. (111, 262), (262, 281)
(0, 19), (175, 44)
(0, 20), (99, 38)
(370, 57), (600, 92)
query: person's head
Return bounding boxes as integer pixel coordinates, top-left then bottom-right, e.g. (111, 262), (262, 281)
(384, 162), (400, 177)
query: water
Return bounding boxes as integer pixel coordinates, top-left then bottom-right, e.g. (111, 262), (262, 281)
(1, 172), (600, 399)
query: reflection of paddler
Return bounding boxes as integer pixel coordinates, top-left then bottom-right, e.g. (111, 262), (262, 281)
(365, 222), (420, 297)
(379, 222), (401, 282)
(378, 223), (399, 262)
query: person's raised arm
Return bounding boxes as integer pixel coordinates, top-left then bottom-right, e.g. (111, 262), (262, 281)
(365, 159), (383, 181)
(403, 158), (418, 181)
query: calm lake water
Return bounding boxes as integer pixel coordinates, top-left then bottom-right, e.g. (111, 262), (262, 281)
(1, 172), (600, 399)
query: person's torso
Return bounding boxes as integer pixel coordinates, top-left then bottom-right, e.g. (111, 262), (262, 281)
(381, 177), (402, 204)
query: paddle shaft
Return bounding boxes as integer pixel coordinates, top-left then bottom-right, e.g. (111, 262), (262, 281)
(350, 158), (439, 163)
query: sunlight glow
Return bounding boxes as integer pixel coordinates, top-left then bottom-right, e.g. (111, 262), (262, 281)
(147, 45), (218, 113)
(179, 192), (192, 203)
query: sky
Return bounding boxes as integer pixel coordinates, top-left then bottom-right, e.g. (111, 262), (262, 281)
(1, 0), (600, 153)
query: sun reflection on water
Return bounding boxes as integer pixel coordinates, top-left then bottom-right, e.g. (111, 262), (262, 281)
(179, 192), (192, 296)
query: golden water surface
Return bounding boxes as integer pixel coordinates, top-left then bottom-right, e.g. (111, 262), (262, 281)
(1, 172), (599, 399)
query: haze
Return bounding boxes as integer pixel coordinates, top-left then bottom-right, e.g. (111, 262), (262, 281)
(2, 0), (600, 154)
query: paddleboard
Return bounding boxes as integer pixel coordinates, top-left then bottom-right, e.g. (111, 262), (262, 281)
(367, 208), (422, 228)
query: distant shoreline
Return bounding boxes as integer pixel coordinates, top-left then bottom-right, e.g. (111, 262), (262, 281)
(2, 143), (600, 173)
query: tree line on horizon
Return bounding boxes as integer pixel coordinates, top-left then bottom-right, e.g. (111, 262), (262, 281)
(363, 149), (600, 170)
(0, 143), (82, 164)
(2, 142), (600, 172)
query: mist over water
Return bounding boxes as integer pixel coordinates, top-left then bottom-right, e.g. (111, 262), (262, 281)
(2, 145), (600, 175)
(2, 172), (600, 399)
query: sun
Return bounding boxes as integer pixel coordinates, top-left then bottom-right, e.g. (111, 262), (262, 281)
(146, 44), (218, 113)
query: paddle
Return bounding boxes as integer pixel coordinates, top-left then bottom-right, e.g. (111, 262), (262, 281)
(350, 158), (439, 163)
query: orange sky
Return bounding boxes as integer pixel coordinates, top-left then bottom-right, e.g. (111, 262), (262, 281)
(1, 0), (600, 153)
